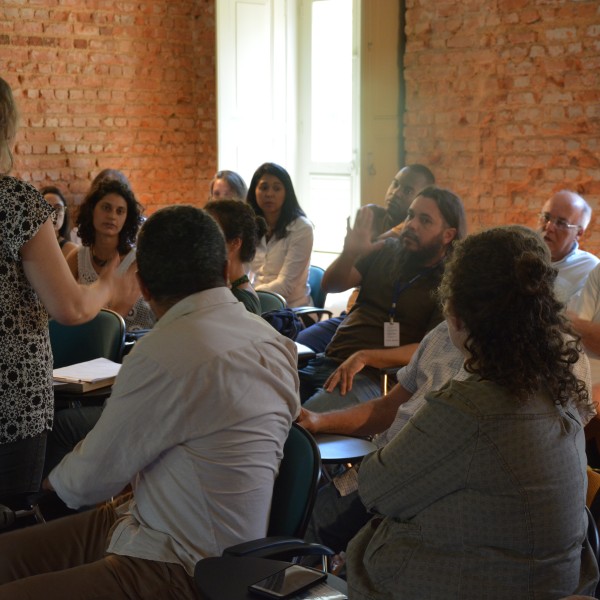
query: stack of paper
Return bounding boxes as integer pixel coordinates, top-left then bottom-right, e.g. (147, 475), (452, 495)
(53, 357), (121, 393)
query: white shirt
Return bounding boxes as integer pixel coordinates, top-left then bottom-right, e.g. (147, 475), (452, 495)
(574, 262), (600, 382)
(251, 216), (314, 307)
(49, 287), (301, 575)
(377, 322), (466, 448)
(553, 242), (599, 306)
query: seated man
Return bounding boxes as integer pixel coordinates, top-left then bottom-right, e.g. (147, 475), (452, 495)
(298, 320), (596, 558)
(300, 186), (466, 412)
(295, 164), (435, 354)
(0, 205), (300, 599)
(370, 163), (436, 238)
(538, 189), (598, 304)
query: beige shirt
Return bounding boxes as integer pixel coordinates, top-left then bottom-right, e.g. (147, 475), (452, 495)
(50, 287), (300, 575)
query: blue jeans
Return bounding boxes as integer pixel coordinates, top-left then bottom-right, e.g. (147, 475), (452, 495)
(0, 432), (47, 501)
(299, 354), (382, 412)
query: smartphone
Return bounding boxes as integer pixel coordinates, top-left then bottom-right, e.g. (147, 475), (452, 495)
(248, 564), (327, 599)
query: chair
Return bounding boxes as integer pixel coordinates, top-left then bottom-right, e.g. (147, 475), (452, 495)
(211, 424), (332, 564)
(194, 425), (336, 599)
(256, 290), (287, 314)
(292, 266), (333, 327)
(587, 505), (600, 565)
(49, 308), (126, 368)
(308, 265), (327, 309)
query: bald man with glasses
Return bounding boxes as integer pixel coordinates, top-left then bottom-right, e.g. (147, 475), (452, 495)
(538, 190), (598, 304)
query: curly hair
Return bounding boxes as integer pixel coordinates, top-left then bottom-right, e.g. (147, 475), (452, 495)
(76, 179), (144, 254)
(246, 162), (306, 240)
(438, 225), (588, 408)
(205, 199), (267, 263)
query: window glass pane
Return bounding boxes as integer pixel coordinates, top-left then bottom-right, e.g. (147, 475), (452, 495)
(311, 0), (353, 163)
(309, 174), (353, 253)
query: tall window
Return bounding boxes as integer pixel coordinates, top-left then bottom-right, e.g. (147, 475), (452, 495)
(216, 0), (360, 255)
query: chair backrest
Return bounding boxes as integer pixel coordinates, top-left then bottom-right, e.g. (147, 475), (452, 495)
(268, 423), (321, 538)
(49, 308), (126, 369)
(586, 505), (600, 566)
(308, 265), (327, 308)
(257, 290), (287, 314)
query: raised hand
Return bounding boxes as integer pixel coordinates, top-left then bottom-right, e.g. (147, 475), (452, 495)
(343, 206), (384, 258)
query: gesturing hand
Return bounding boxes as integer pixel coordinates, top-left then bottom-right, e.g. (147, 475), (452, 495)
(343, 207), (383, 258)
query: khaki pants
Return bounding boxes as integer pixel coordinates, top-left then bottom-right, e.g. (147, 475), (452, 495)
(0, 501), (200, 600)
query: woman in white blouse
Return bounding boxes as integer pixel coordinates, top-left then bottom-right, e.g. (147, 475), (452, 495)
(247, 163), (314, 307)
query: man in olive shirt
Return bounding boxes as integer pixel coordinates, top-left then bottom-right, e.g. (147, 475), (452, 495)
(300, 186), (466, 412)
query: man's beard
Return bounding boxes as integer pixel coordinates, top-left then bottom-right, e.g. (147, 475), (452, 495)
(390, 230), (446, 280)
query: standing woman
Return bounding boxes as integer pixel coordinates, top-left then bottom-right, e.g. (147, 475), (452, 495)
(68, 179), (155, 332)
(205, 199), (266, 314)
(346, 225), (598, 599)
(40, 185), (78, 259)
(0, 77), (117, 502)
(246, 162), (314, 307)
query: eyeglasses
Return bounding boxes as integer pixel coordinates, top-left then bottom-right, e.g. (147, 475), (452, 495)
(538, 212), (579, 232)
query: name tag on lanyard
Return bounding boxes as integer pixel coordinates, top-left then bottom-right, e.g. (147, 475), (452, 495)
(384, 270), (428, 347)
(383, 321), (400, 347)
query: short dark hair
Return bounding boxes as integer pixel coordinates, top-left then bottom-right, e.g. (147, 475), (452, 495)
(418, 186), (467, 247)
(406, 164), (435, 185)
(246, 162), (306, 240)
(40, 185), (71, 239)
(77, 180), (144, 254)
(439, 225), (588, 408)
(137, 205), (227, 303)
(210, 170), (248, 200)
(205, 199), (267, 263)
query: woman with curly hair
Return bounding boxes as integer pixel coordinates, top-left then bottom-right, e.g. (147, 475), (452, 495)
(246, 162), (313, 307)
(346, 225), (598, 599)
(67, 179), (154, 331)
(205, 199), (266, 314)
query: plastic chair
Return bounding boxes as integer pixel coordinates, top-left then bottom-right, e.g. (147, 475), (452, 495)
(49, 308), (126, 368)
(292, 266), (333, 326)
(256, 290), (287, 314)
(209, 424), (332, 564)
(308, 265), (327, 308)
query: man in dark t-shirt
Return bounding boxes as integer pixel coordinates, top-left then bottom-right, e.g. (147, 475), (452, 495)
(300, 186), (466, 412)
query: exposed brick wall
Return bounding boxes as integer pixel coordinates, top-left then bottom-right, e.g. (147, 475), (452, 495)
(403, 0), (600, 253)
(0, 0), (217, 216)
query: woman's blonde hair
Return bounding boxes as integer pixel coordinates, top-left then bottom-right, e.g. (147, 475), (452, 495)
(0, 77), (18, 175)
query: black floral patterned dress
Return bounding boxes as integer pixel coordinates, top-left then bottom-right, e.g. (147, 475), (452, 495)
(0, 176), (54, 452)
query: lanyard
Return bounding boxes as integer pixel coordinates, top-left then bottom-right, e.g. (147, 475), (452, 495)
(388, 264), (438, 323)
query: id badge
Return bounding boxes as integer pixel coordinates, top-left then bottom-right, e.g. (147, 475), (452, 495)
(383, 321), (400, 347)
